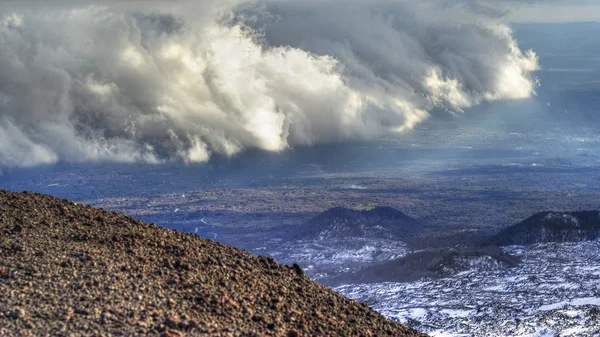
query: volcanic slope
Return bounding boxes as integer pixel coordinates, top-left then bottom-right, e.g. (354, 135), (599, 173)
(488, 211), (600, 245)
(323, 246), (521, 286)
(288, 206), (422, 241)
(0, 190), (427, 337)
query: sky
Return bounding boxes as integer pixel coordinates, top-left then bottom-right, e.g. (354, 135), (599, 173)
(506, 2), (600, 23)
(0, 0), (594, 168)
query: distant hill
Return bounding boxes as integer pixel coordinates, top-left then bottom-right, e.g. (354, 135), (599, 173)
(323, 246), (520, 286)
(288, 206), (422, 241)
(488, 211), (600, 246)
(0, 190), (426, 337)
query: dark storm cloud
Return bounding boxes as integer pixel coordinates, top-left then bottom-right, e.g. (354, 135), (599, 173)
(0, 0), (539, 167)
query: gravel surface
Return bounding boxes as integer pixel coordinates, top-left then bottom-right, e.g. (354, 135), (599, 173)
(0, 190), (427, 337)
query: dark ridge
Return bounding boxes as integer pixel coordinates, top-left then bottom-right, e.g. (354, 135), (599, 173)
(322, 246), (520, 287)
(0, 190), (427, 337)
(288, 206), (422, 241)
(487, 211), (600, 246)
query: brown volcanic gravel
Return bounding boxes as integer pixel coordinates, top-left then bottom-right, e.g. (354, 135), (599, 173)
(0, 190), (428, 337)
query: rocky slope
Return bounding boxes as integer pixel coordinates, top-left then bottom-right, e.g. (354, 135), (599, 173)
(488, 211), (600, 245)
(0, 190), (426, 337)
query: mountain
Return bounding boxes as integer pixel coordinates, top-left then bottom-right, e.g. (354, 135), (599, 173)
(489, 211), (600, 246)
(0, 190), (426, 337)
(288, 206), (422, 241)
(323, 246), (520, 286)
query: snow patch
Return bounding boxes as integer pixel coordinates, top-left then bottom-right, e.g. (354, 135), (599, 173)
(539, 297), (600, 311)
(542, 213), (580, 227)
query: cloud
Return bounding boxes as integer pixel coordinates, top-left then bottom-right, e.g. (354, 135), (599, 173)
(0, 0), (539, 168)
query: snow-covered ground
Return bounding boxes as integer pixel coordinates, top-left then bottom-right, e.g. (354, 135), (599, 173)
(336, 240), (600, 337)
(255, 237), (409, 280)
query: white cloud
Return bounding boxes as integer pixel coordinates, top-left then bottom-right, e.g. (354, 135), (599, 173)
(0, 1), (539, 167)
